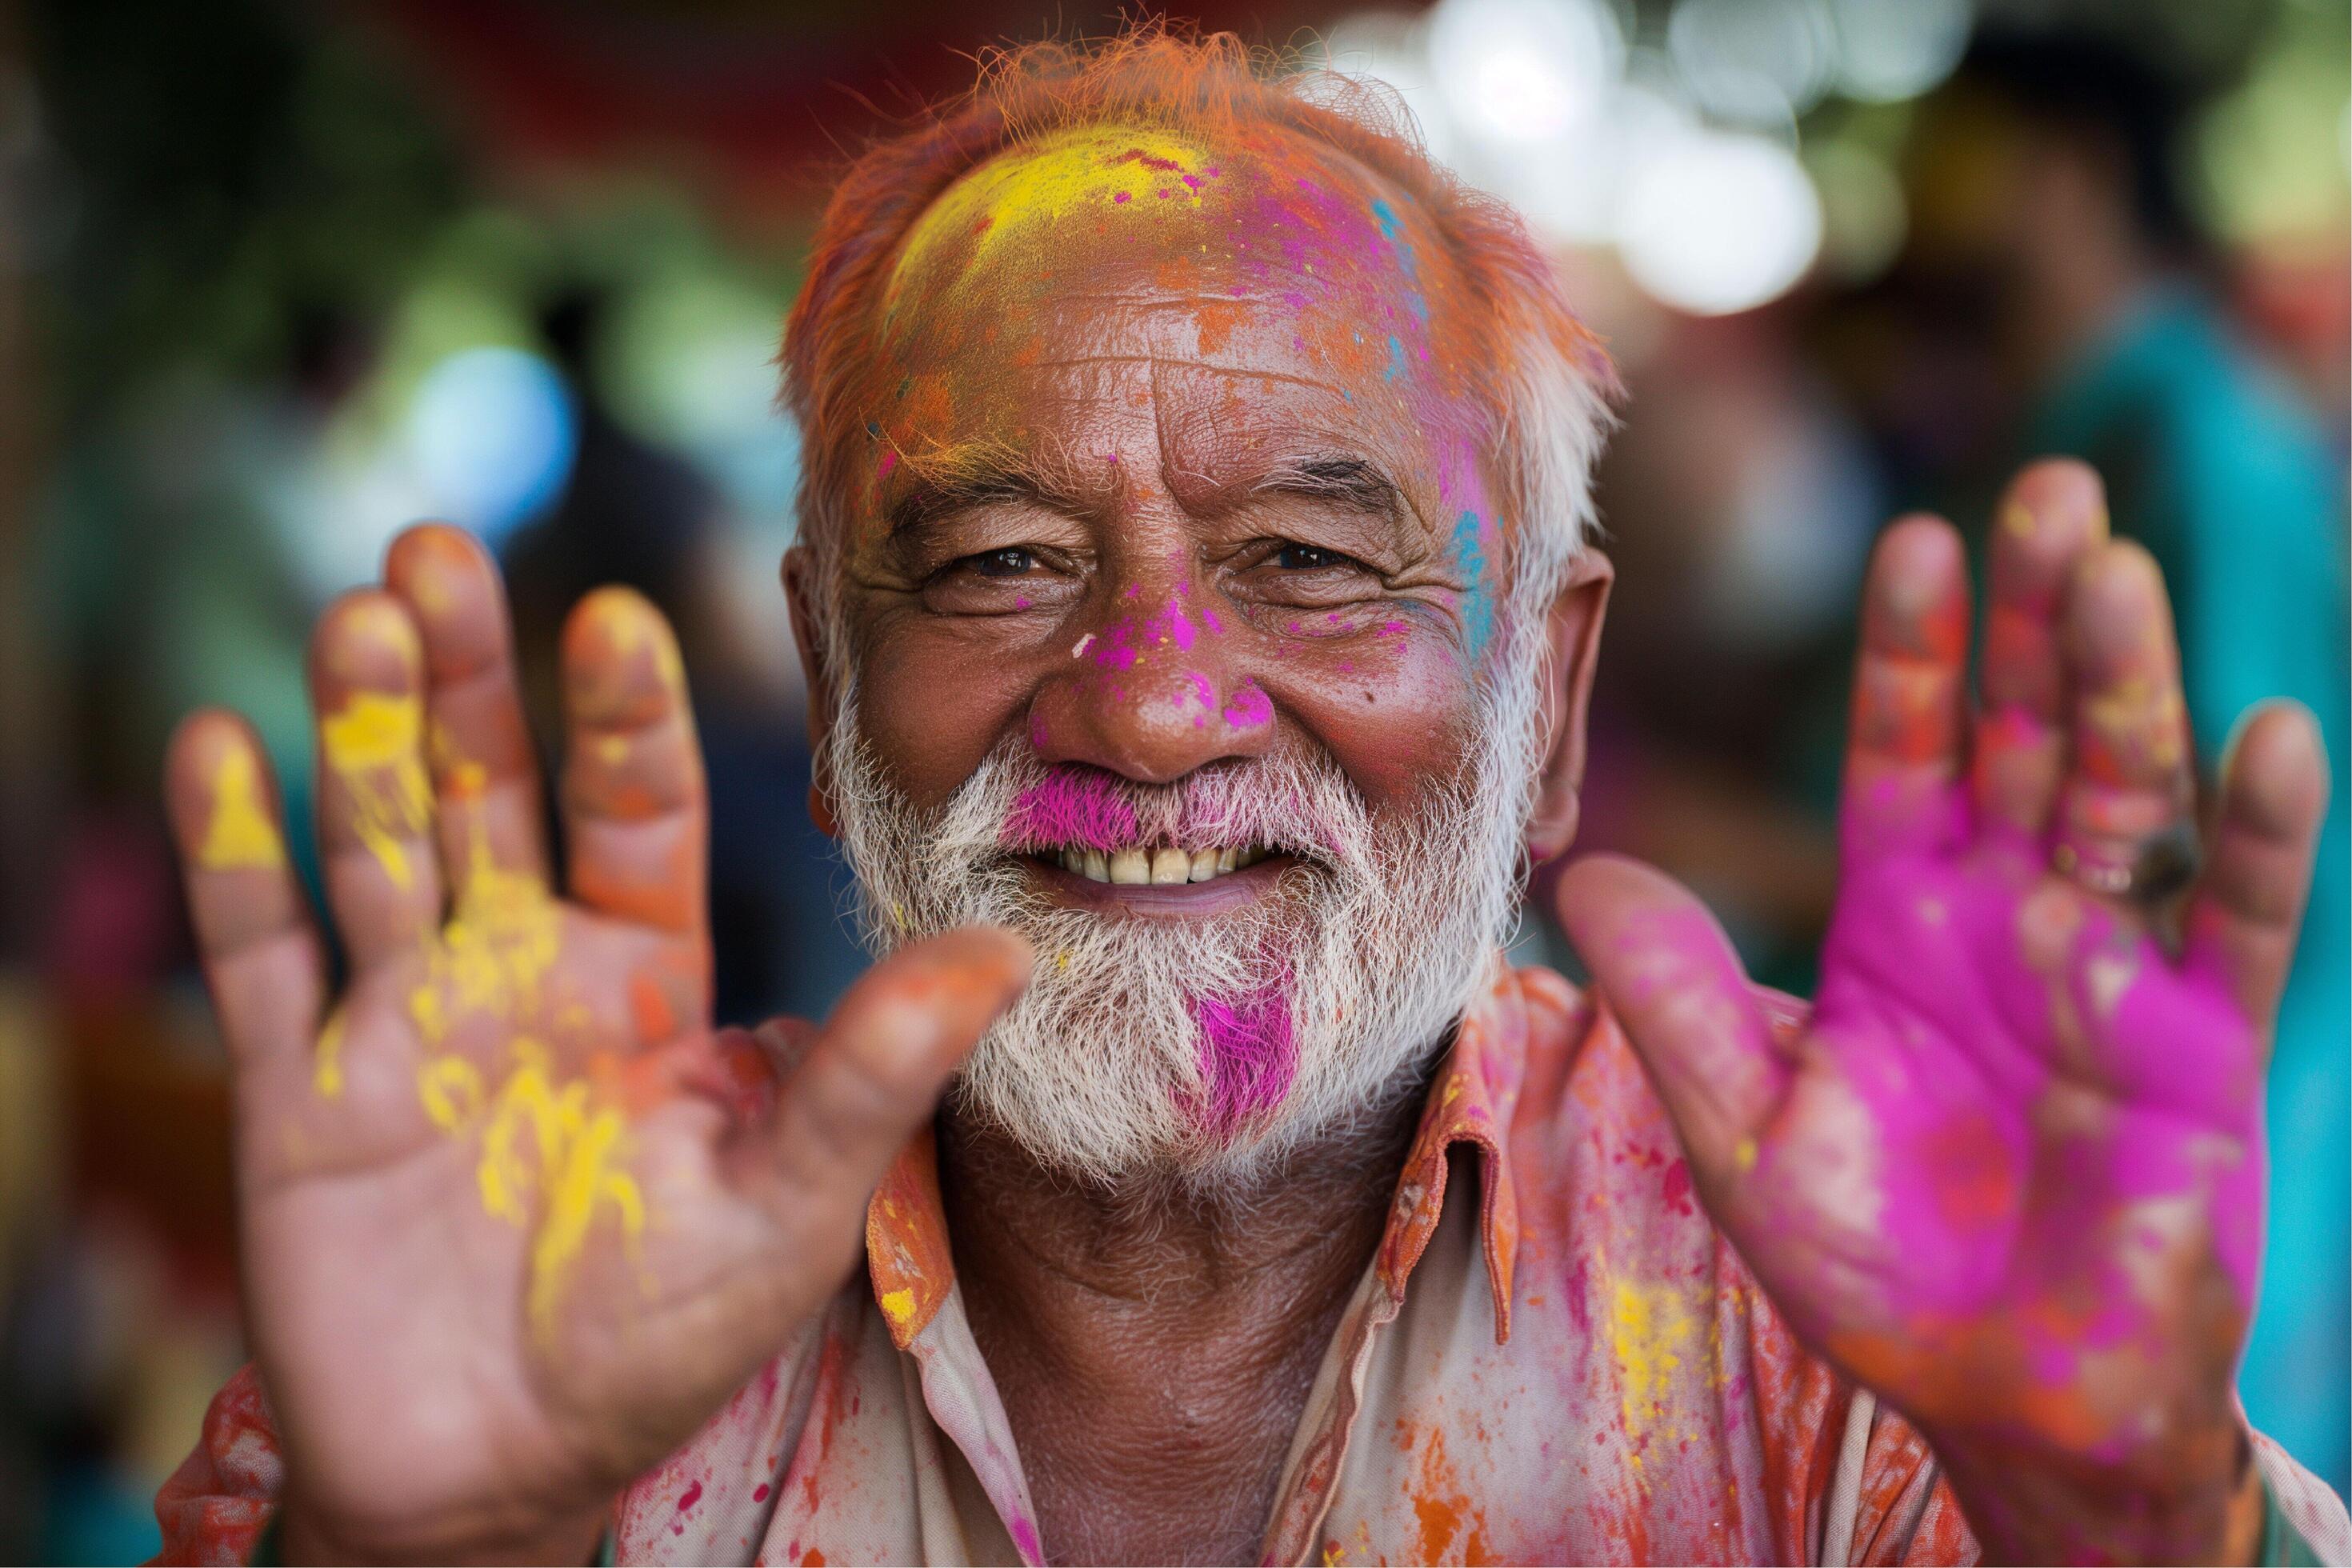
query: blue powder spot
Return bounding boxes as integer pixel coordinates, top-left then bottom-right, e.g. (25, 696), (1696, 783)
(1369, 197), (1429, 319)
(1451, 509), (1493, 662)
(1385, 334), (1407, 381)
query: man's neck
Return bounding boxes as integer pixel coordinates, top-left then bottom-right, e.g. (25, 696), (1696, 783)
(938, 1090), (1426, 1565)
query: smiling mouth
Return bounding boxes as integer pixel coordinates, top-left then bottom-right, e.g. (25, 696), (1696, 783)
(1040, 845), (1276, 885)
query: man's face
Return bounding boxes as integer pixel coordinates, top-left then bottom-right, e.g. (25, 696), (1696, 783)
(806, 123), (1563, 1184)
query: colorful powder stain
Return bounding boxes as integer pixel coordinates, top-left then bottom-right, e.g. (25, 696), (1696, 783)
(313, 1011), (348, 1098)
(888, 125), (1218, 306)
(1188, 982), (1298, 1137)
(320, 691), (433, 889)
(1407, 1427), (1495, 1565)
(1449, 510), (1494, 663)
(198, 746), (285, 870)
(417, 1038), (646, 1334)
(1003, 770), (1142, 851)
(1611, 1277), (1697, 1468)
(1221, 679), (1274, 728)
(406, 824), (562, 1046)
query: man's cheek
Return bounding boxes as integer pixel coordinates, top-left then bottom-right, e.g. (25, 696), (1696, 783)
(1270, 624), (1484, 806)
(858, 634), (1038, 806)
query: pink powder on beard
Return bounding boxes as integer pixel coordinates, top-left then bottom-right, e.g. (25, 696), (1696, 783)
(1188, 981), (1298, 1138)
(1003, 769), (1141, 852)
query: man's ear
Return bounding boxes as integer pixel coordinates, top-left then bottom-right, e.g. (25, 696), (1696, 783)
(1524, 547), (1614, 863)
(783, 545), (842, 839)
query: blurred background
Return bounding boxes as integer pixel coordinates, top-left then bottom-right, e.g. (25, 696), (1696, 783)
(0, 0), (2342, 1556)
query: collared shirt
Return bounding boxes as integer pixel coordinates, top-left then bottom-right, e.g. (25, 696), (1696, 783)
(156, 961), (2351, 1566)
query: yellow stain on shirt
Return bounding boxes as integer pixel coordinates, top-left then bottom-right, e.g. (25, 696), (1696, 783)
(889, 125), (1215, 306)
(198, 746), (285, 870)
(879, 1287), (916, 1334)
(1612, 1278), (1697, 1469)
(321, 692), (432, 888)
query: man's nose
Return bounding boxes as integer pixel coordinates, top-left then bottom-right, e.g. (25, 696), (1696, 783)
(1027, 585), (1275, 783)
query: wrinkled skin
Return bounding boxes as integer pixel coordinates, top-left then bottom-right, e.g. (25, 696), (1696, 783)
(162, 121), (2324, 1565)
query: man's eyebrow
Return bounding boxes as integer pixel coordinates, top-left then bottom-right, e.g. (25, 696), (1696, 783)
(884, 446), (1101, 538)
(1247, 454), (1408, 522)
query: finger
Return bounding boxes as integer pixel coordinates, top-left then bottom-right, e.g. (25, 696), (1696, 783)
(1971, 459), (2110, 844)
(2054, 541), (2193, 894)
(559, 588), (706, 937)
(1555, 854), (1790, 1194)
(164, 711), (327, 1072)
(384, 524), (551, 906)
(766, 928), (1031, 1198)
(1842, 516), (1972, 858)
(310, 590), (442, 967)
(2183, 702), (2329, 1030)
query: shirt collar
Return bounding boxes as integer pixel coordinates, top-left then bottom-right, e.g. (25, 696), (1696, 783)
(863, 954), (1532, 1350)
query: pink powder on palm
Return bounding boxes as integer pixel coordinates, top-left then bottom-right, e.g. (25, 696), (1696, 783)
(1003, 769), (1140, 851)
(1188, 981), (1298, 1137)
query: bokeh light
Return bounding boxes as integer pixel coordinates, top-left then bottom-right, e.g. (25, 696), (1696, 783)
(1666, 0), (1837, 127)
(405, 346), (579, 547)
(1829, 0), (1971, 103)
(1618, 126), (1824, 314)
(1426, 0), (1624, 148)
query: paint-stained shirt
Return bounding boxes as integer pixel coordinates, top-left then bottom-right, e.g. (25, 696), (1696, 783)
(154, 960), (2351, 1566)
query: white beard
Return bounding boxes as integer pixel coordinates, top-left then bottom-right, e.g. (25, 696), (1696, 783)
(825, 655), (1546, 1191)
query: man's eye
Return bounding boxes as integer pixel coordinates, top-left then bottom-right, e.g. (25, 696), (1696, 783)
(1274, 542), (1355, 571)
(963, 547), (1037, 578)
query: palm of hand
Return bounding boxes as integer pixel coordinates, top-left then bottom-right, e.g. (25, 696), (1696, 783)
(167, 526), (1028, 1558)
(1561, 464), (2325, 1506)
(246, 902), (781, 1535)
(1764, 826), (2258, 1455)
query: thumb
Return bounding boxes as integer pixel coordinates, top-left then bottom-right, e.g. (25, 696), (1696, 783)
(766, 926), (1033, 1198)
(1554, 854), (1790, 1190)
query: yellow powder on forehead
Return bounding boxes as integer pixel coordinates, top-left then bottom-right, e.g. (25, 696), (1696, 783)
(887, 123), (1221, 308)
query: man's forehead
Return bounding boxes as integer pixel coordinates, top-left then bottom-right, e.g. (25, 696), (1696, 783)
(861, 121), (1486, 502)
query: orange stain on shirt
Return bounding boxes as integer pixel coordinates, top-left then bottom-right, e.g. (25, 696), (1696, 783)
(1406, 1427), (1494, 1565)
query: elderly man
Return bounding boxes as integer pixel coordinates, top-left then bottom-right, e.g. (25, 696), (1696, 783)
(154, 30), (2346, 1567)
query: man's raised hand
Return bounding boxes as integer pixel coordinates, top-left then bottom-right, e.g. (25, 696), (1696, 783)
(164, 526), (1030, 1564)
(1558, 460), (2327, 1564)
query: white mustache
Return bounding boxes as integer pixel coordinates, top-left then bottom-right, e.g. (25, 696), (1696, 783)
(958, 746), (1392, 890)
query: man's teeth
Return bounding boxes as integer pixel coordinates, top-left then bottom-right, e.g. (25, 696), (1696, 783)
(1054, 846), (1269, 884)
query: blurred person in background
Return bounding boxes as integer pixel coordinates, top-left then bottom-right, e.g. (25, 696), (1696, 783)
(507, 286), (866, 1026)
(1899, 26), (2350, 1489)
(145, 27), (2349, 1566)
